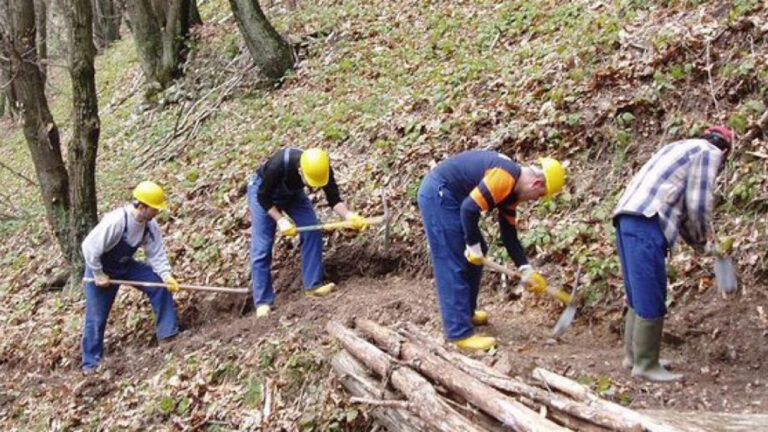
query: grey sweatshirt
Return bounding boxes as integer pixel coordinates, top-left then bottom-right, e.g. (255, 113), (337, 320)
(81, 205), (172, 280)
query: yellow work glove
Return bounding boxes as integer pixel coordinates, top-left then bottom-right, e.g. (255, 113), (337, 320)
(164, 275), (180, 293)
(93, 270), (110, 287)
(277, 216), (298, 237)
(464, 243), (484, 266)
(346, 212), (369, 230)
(519, 265), (547, 295)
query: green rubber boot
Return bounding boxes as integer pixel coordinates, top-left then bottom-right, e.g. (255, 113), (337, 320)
(631, 317), (682, 382)
(621, 309), (635, 369)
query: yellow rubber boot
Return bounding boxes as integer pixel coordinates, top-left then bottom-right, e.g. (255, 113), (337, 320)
(453, 335), (497, 351)
(256, 305), (271, 318)
(472, 310), (489, 326)
(305, 282), (336, 297)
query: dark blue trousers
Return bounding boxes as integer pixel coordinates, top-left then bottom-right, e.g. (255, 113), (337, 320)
(418, 175), (485, 340)
(82, 262), (179, 370)
(615, 214), (668, 319)
(248, 175), (324, 307)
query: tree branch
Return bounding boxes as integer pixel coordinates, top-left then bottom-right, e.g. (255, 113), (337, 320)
(0, 159), (37, 186)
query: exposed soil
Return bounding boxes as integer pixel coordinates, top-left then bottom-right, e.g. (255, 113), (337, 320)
(12, 265), (765, 418)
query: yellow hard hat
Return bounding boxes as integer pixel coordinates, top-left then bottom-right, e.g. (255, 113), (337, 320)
(300, 148), (330, 187)
(132, 181), (167, 210)
(539, 157), (565, 198)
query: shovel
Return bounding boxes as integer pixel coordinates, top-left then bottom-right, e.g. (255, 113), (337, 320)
(714, 254), (738, 294)
(481, 258), (579, 335)
(83, 278), (249, 294)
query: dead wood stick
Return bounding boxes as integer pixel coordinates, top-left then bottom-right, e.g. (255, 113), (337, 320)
(532, 368), (695, 432)
(356, 319), (569, 432)
(350, 397), (411, 409)
(517, 397), (611, 432)
(741, 108), (768, 144)
(402, 323), (640, 431)
(0, 159), (36, 186)
(326, 321), (488, 432)
(332, 351), (433, 432)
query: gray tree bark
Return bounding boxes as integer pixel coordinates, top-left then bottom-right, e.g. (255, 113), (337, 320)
(34, 0), (47, 82)
(228, 0), (293, 81)
(4, 0), (72, 263)
(68, 0), (100, 289)
(126, 0), (194, 93)
(0, 0), (18, 117)
(92, 0), (121, 51)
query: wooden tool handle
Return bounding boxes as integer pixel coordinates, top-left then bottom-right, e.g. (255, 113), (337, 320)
(83, 278), (249, 294)
(482, 258), (572, 304)
(295, 215), (387, 233)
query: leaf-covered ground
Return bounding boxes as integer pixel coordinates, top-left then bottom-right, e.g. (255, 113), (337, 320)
(1, 0), (767, 430)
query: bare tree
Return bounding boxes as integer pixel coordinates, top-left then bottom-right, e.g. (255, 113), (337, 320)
(1, 0), (101, 290)
(0, 0), (18, 117)
(228, 0), (293, 81)
(126, 0), (195, 94)
(34, 0), (47, 82)
(91, 0), (120, 51)
(68, 0), (100, 283)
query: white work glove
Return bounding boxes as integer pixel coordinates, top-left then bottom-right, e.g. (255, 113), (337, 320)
(277, 216), (297, 237)
(93, 270), (110, 287)
(704, 241), (718, 256)
(464, 243), (483, 266)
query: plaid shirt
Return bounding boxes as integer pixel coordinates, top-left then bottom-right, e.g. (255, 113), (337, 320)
(614, 139), (723, 249)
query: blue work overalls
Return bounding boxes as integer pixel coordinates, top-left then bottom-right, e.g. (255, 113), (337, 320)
(81, 210), (179, 370)
(248, 149), (324, 307)
(418, 174), (487, 341)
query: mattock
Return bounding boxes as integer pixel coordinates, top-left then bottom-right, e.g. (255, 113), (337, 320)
(481, 258), (580, 336)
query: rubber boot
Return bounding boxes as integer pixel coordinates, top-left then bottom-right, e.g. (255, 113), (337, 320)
(256, 305), (271, 318)
(453, 335), (496, 351)
(631, 317), (682, 382)
(472, 310), (489, 326)
(623, 309), (670, 370)
(622, 309), (635, 369)
(305, 282), (336, 297)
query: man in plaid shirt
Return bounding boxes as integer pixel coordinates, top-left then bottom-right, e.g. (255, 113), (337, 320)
(613, 125), (733, 382)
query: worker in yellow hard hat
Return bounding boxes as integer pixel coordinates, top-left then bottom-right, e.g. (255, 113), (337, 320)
(417, 151), (565, 351)
(80, 181), (181, 374)
(248, 148), (367, 318)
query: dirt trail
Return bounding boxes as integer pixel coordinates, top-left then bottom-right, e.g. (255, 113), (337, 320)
(16, 271), (765, 417)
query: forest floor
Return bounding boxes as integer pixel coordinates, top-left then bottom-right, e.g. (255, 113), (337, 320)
(1, 0), (767, 430)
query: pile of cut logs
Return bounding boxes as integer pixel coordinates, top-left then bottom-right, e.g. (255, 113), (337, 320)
(327, 319), (697, 432)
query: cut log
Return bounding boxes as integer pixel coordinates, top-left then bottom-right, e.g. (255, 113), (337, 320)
(331, 350), (435, 432)
(326, 321), (489, 432)
(532, 368), (696, 432)
(355, 319), (569, 432)
(402, 323), (641, 432)
(640, 410), (768, 432)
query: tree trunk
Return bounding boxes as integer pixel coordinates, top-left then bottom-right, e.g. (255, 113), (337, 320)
(188, 0), (202, 27)
(127, 0), (193, 94)
(0, 0), (18, 118)
(92, 0), (120, 51)
(6, 0), (71, 259)
(356, 319), (569, 432)
(326, 321), (489, 432)
(331, 351), (436, 432)
(67, 0), (100, 290)
(531, 368), (690, 432)
(34, 0), (47, 82)
(228, 0), (293, 81)
(402, 323), (641, 432)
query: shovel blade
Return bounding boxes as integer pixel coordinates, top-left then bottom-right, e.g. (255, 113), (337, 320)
(552, 284), (579, 336)
(715, 255), (738, 294)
